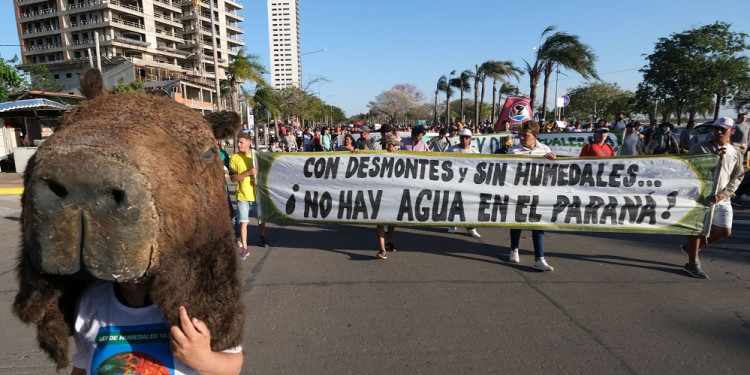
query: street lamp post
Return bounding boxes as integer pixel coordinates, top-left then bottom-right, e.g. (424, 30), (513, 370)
(300, 48), (328, 89)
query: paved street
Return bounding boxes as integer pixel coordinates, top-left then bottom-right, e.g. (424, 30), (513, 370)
(1, 172), (748, 374)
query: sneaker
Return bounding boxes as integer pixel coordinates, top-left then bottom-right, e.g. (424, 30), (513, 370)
(260, 236), (268, 247)
(467, 228), (481, 238)
(385, 242), (397, 252)
(448, 227), (457, 234)
(684, 262), (708, 279)
(508, 249), (520, 263)
(239, 247), (249, 260)
(236, 239), (242, 248)
(376, 249), (387, 259)
(532, 257), (554, 271)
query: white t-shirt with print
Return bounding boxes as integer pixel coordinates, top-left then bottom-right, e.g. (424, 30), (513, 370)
(72, 281), (241, 375)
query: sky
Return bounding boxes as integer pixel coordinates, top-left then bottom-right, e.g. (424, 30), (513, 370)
(2, 0), (749, 119)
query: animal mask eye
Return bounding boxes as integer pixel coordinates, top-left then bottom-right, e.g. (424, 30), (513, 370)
(200, 146), (215, 163)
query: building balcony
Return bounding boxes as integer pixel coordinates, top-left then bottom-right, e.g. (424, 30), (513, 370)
(226, 35), (244, 46)
(62, 0), (108, 12)
(155, 30), (185, 43)
(224, 0), (242, 10)
(112, 36), (150, 47)
(108, 0), (144, 15)
(21, 25), (61, 37)
(63, 18), (108, 32)
(23, 43), (65, 54)
(152, 0), (181, 12)
(17, 7), (59, 21)
(225, 11), (243, 22)
(225, 23), (242, 33)
(109, 16), (146, 31)
(153, 13), (183, 28)
(15, 0), (50, 5)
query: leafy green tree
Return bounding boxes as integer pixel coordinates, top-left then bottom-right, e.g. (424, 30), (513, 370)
(109, 77), (144, 94)
(225, 48), (268, 112)
(640, 22), (749, 124)
(525, 26), (599, 118)
(0, 56), (25, 101)
(26, 63), (64, 92)
(565, 82), (632, 122)
(731, 81), (750, 113)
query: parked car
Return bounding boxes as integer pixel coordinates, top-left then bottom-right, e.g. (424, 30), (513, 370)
(694, 122), (714, 143)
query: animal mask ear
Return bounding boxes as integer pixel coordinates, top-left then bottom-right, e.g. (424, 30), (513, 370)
(204, 111), (242, 140)
(78, 68), (106, 100)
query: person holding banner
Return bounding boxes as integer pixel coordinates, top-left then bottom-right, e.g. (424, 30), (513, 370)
(229, 134), (268, 258)
(401, 125), (430, 151)
(447, 129), (481, 238)
(507, 121), (557, 271)
(681, 117), (745, 279)
(428, 127), (451, 152)
(579, 127), (615, 157)
(375, 134), (403, 259)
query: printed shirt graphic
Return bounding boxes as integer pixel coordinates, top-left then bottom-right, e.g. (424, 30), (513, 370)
(73, 282), (198, 375)
(91, 323), (174, 374)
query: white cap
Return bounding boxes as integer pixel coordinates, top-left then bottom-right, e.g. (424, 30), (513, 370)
(458, 129), (472, 137)
(713, 117), (735, 130)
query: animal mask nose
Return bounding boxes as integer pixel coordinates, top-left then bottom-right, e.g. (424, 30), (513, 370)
(24, 158), (157, 281)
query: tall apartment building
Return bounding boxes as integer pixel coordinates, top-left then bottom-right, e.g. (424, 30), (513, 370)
(14, 0), (245, 113)
(266, 0), (299, 89)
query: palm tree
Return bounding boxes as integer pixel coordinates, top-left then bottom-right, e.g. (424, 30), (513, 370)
(525, 26), (599, 119)
(473, 64), (485, 127)
(433, 88), (439, 124)
(437, 72), (454, 124)
(225, 48), (269, 112)
(481, 60), (523, 124)
(452, 69), (473, 123)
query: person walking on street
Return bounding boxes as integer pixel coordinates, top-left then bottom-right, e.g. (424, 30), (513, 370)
(354, 125), (375, 150)
(681, 117), (745, 278)
(610, 112), (628, 132)
(401, 125), (430, 151)
(579, 127), (615, 157)
(620, 123), (643, 155)
(446, 129), (481, 238)
(646, 123), (679, 154)
(506, 121), (558, 271)
(229, 134), (268, 259)
(375, 134), (402, 259)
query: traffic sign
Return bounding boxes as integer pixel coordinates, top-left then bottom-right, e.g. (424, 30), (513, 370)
(561, 95), (571, 107)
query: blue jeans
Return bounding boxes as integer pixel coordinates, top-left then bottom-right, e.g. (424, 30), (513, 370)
(510, 229), (545, 259)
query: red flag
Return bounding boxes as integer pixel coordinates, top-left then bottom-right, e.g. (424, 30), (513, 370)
(495, 96), (533, 131)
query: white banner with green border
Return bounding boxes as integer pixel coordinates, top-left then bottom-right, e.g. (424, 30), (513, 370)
(255, 152), (717, 235)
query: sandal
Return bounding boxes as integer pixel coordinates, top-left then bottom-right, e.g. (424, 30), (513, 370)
(385, 242), (397, 252)
(376, 249), (387, 259)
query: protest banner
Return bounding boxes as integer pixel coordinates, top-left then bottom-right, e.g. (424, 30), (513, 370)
(472, 132), (622, 156)
(255, 152), (718, 235)
(346, 131), (621, 156)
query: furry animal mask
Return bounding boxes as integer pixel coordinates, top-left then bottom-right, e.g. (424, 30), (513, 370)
(13, 69), (244, 370)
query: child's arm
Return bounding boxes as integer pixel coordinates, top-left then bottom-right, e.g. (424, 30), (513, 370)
(169, 306), (243, 375)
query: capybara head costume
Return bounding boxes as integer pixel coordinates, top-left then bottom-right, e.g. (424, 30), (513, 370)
(13, 69), (245, 370)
